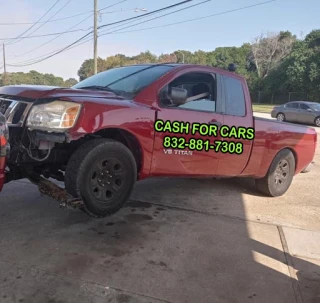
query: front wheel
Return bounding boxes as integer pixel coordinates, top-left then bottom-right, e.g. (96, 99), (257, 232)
(314, 116), (320, 127)
(65, 138), (137, 218)
(255, 149), (295, 197)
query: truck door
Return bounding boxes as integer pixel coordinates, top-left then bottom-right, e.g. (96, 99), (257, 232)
(215, 74), (254, 176)
(150, 71), (224, 177)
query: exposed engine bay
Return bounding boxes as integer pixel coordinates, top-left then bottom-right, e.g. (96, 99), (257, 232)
(1, 95), (86, 208)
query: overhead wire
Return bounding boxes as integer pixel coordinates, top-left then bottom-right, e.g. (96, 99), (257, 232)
(7, 15), (93, 59)
(5, 0), (62, 45)
(8, 0), (194, 67)
(100, 0), (278, 36)
(7, 0), (277, 67)
(0, 1), (128, 26)
(6, 0), (73, 46)
(6, 0), (127, 59)
(61, 0), (278, 57)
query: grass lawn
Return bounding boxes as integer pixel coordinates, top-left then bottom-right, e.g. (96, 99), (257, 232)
(252, 104), (275, 113)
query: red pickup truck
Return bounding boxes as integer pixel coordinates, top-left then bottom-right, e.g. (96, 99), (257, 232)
(0, 63), (317, 217)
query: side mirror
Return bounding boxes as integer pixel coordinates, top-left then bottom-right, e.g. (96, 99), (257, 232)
(169, 87), (188, 105)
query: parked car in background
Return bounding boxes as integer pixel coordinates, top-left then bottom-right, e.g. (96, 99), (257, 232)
(271, 101), (320, 127)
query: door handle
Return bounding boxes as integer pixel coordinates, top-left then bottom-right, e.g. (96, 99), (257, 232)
(208, 121), (222, 127)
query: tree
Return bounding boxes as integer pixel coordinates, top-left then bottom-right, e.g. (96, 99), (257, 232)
(65, 78), (78, 87)
(77, 57), (108, 81)
(251, 31), (296, 78)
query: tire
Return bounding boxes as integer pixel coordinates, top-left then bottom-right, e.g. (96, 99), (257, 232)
(276, 113), (286, 122)
(314, 116), (320, 127)
(65, 138), (137, 218)
(255, 149), (295, 197)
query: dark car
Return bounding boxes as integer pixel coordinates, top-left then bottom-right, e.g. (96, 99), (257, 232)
(271, 101), (320, 127)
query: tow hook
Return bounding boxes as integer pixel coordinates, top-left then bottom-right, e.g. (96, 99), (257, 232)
(27, 175), (84, 209)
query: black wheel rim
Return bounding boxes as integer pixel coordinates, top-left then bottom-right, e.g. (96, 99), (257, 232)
(89, 157), (126, 204)
(274, 159), (289, 186)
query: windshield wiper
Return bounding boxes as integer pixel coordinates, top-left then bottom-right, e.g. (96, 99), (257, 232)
(77, 85), (118, 95)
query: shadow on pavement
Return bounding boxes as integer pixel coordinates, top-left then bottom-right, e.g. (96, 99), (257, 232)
(0, 176), (319, 303)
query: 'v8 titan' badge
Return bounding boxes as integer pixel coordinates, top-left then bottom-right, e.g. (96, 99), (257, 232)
(163, 149), (193, 156)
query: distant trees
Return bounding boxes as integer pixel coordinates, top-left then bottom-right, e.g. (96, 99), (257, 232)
(0, 70), (78, 87)
(1, 28), (319, 101)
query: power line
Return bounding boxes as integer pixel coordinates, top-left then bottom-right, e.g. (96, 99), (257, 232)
(8, 0), (193, 67)
(0, 1), (129, 26)
(3, 0), (127, 43)
(6, 0), (72, 46)
(0, 11), (91, 25)
(5, 0), (62, 45)
(7, 0), (277, 68)
(98, 0), (210, 35)
(98, 0), (193, 30)
(5, 0), (127, 59)
(7, 15), (93, 59)
(65, 0), (279, 56)
(101, 0), (278, 36)
(0, 28), (90, 41)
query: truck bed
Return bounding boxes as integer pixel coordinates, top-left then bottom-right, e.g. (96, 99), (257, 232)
(240, 116), (317, 178)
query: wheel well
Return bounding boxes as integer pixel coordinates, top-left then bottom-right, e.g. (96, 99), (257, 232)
(281, 147), (298, 172)
(89, 128), (142, 174)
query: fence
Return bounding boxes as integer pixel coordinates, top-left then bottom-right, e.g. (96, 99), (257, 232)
(251, 91), (309, 105)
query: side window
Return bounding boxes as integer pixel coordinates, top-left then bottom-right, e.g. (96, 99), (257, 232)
(285, 103), (292, 108)
(223, 76), (246, 116)
(291, 103), (299, 109)
(300, 103), (310, 110)
(159, 72), (217, 113)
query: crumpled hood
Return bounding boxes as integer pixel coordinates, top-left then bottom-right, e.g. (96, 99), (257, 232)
(0, 85), (123, 101)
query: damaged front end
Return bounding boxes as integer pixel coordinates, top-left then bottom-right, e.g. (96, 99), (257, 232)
(0, 95), (84, 209)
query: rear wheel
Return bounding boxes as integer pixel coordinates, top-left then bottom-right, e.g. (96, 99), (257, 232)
(276, 113), (286, 122)
(65, 138), (137, 218)
(314, 116), (320, 127)
(255, 149), (295, 197)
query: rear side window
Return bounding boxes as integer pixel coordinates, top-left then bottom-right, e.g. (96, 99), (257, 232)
(291, 103), (299, 109)
(300, 103), (310, 110)
(223, 76), (246, 116)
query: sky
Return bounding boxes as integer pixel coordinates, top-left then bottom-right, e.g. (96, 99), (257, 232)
(0, 0), (319, 80)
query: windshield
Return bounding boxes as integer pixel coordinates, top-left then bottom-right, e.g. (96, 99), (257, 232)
(308, 103), (320, 111)
(73, 65), (175, 99)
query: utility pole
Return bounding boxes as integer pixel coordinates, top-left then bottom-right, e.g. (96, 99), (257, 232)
(93, 0), (98, 74)
(2, 43), (7, 86)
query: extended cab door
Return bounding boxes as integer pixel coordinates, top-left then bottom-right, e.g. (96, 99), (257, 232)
(150, 69), (224, 176)
(215, 74), (254, 176)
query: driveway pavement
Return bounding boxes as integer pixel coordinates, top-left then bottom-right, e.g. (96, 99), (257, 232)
(0, 113), (319, 303)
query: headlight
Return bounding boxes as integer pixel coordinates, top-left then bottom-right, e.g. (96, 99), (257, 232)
(26, 101), (81, 131)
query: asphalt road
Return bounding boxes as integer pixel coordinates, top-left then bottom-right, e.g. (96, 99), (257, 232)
(0, 114), (319, 303)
